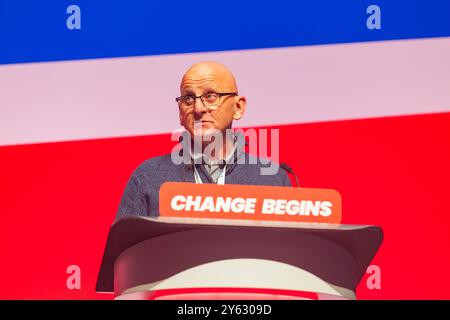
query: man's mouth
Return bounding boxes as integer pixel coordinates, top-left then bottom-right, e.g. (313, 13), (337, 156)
(195, 120), (214, 125)
(193, 120), (213, 132)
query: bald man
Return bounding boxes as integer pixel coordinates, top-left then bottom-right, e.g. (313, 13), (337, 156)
(116, 62), (291, 218)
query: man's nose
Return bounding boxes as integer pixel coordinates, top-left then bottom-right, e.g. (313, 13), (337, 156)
(193, 97), (208, 117)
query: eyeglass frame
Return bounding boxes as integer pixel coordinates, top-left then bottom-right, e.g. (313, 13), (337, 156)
(175, 92), (238, 109)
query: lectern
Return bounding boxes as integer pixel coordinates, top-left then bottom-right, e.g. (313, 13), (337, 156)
(96, 216), (383, 300)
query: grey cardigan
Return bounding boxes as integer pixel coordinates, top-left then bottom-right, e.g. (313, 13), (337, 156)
(116, 143), (292, 219)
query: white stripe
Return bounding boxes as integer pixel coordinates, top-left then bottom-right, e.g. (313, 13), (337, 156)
(1, 37), (450, 146)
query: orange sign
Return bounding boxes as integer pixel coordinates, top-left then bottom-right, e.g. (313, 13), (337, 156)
(159, 182), (342, 224)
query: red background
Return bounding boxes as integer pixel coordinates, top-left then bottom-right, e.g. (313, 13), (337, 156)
(1, 112), (449, 299)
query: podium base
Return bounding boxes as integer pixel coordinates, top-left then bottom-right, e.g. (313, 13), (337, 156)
(114, 259), (355, 300)
(116, 288), (350, 300)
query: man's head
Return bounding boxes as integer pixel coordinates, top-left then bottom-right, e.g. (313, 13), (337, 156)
(177, 62), (246, 140)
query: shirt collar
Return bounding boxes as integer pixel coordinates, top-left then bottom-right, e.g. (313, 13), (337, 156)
(182, 130), (243, 166)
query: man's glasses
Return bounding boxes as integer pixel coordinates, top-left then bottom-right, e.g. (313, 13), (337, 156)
(176, 92), (237, 110)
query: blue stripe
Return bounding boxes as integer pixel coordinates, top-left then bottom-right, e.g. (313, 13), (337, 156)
(1, 0), (450, 65)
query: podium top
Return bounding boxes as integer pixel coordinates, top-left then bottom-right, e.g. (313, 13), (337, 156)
(96, 216), (383, 293)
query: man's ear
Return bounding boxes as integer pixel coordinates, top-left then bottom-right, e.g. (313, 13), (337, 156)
(233, 96), (246, 120)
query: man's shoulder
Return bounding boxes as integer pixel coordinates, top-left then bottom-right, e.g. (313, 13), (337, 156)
(244, 152), (266, 166)
(235, 152), (291, 186)
(132, 153), (178, 178)
(241, 152), (281, 172)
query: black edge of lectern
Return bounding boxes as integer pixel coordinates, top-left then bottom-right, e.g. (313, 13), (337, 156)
(96, 216), (383, 293)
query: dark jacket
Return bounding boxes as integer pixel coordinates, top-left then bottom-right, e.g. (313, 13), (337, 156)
(116, 134), (291, 218)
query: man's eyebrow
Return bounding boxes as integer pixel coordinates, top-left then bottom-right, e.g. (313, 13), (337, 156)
(202, 86), (219, 93)
(180, 87), (194, 95)
(181, 86), (220, 96)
